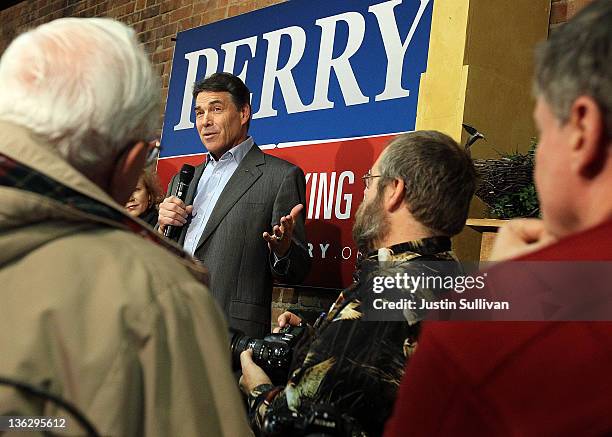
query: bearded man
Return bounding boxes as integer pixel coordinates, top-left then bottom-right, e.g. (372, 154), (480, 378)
(239, 130), (476, 436)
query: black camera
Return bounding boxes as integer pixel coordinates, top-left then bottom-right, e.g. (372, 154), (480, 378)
(230, 324), (306, 383)
(262, 403), (366, 437)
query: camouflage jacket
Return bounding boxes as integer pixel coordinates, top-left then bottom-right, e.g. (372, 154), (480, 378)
(248, 237), (457, 436)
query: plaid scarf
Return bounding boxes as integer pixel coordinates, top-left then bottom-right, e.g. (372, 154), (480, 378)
(0, 152), (206, 276)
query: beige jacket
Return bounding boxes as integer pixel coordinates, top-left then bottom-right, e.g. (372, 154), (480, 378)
(0, 121), (251, 436)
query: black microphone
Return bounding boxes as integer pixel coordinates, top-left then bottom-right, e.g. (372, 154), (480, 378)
(164, 164), (195, 241)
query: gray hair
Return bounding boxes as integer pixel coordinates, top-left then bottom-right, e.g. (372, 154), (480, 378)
(377, 131), (476, 236)
(533, 0), (611, 136)
(0, 18), (159, 176)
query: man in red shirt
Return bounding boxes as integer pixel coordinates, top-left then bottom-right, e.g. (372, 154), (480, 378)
(385, 1), (612, 435)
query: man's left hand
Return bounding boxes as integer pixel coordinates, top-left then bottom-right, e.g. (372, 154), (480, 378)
(263, 203), (304, 258)
(239, 349), (272, 394)
(490, 218), (557, 261)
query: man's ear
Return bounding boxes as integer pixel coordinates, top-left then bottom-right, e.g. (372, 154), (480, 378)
(384, 178), (405, 212)
(569, 96), (607, 177)
(109, 141), (147, 205)
(240, 104), (251, 127)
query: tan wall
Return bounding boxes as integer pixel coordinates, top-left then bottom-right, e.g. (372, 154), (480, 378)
(414, 0), (551, 260)
(416, 0), (550, 158)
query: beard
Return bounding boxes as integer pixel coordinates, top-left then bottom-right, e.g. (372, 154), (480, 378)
(352, 190), (389, 253)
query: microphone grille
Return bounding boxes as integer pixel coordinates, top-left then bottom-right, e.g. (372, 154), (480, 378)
(179, 164), (195, 184)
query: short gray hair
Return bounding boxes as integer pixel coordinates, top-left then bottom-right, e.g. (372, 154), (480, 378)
(0, 18), (159, 176)
(377, 131), (476, 236)
(533, 0), (611, 136)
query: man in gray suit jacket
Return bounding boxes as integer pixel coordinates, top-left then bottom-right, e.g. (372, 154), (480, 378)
(159, 73), (311, 337)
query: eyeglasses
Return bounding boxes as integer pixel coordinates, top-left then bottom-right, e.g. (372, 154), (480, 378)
(361, 169), (382, 189)
(144, 139), (161, 167)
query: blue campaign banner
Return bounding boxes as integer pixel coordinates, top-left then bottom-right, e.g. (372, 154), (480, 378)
(159, 0), (434, 288)
(160, 0), (434, 157)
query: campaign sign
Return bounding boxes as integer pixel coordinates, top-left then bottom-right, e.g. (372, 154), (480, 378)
(159, 0), (434, 289)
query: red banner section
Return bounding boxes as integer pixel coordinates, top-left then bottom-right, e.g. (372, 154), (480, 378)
(157, 134), (396, 289)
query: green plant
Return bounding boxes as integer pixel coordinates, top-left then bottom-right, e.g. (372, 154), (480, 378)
(474, 140), (540, 219)
(490, 184), (539, 218)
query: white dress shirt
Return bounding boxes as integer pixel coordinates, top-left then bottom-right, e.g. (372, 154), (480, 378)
(183, 136), (253, 255)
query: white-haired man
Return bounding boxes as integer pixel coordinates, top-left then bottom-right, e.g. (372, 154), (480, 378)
(0, 18), (249, 436)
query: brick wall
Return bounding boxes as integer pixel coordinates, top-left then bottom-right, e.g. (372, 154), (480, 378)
(549, 0), (594, 29)
(272, 287), (336, 330)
